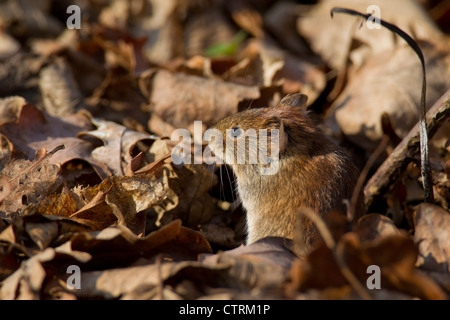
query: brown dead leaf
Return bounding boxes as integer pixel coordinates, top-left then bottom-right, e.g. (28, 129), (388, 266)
(291, 233), (446, 300)
(39, 57), (84, 117)
(143, 139), (218, 230)
(0, 244), (93, 300)
(38, 172), (166, 233)
(79, 117), (157, 176)
(355, 213), (403, 242)
(297, 0), (444, 70)
(0, 52), (47, 97)
(413, 203), (450, 273)
(0, 175), (11, 204)
(202, 237), (298, 271)
(0, 150), (62, 215)
(64, 220), (211, 270)
(228, 0), (263, 38)
(139, 68), (260, 131)
(0, 101), (113, 179)
(327, 41), (450, 150)
(0, 248), (49, 300)
(263, 1), (311, 57)
(183, 4), (238, 59)
(92, 26), (149, 76)
(226, 39), (325, 105)
(0, 0), (63, 39)
(0, 96), (28, 126)
(62, 260), (227, 300)
(128, 0), (183, 65)
(25, 221), (58, 251)
(199, 237), (297, 291)
(0, 30), (20, 60)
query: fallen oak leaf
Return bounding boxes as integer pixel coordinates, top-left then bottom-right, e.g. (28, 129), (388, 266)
(143, 139), (218, 229)
(38, 172), (166, 233)
(0, 101), (112, 180)
(79, 117), (158, 176)
(0, 146), (65, 215)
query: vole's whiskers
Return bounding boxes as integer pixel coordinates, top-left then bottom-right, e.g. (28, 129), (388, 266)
(219, 165), (226, 201)
(224, 164), (235, 203)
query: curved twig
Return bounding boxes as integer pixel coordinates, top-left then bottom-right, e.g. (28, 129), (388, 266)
(330, 7), (433, 203)
(299, 208), (372, 300)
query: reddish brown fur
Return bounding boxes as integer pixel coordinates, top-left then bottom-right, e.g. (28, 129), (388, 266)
(209, 94), (363, 246)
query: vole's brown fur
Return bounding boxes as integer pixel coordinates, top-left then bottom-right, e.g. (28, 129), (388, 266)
(208, 94), (363, 245)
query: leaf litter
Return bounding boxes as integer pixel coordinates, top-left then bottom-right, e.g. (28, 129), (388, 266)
(0, 0), (449, 301)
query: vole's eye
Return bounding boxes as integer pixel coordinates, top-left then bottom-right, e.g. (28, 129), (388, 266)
(230, 126), (242, 139)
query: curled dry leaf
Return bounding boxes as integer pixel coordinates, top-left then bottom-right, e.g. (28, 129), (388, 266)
(38, 172), (166, 233)
(0, 245), (92, 300)
(413, 203), (450, 273)
(143, 139), (219, 230)
(79, 117), (157, 176)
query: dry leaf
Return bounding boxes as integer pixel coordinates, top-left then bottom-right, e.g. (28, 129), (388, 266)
(297, 0), (444, 70)
(413, 203), (450, 273)
(139, 68), (260, 131)
(0, 101), (113, 179)
(39, 57), (84, 116)
(355, 213), (403, 242)
(327, 41), (450, 150)
(291, 233), (446, 300)
(79, 117), (157, 176)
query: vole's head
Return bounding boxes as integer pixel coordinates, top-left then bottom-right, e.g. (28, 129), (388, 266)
(206, 93), (311, 169)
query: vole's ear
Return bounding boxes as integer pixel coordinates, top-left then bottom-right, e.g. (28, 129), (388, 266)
(277, 93), (308, 109)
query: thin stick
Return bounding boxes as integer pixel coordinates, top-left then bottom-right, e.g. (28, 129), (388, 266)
(364, 89), (450, 208)
(349, 136), (389, 221)
(299, 208), (372, 300)
(9, 144), (65, 186)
